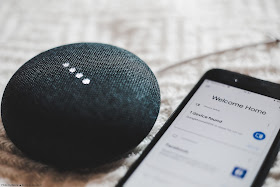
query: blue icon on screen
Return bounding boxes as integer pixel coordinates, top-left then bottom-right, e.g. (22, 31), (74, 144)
(232, 167), (247, 179)
(253, 132), (266, 140)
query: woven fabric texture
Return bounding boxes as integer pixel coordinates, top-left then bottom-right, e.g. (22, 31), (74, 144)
(0, 0), (280, 186)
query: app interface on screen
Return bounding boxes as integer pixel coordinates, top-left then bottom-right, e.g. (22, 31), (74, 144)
(124, 80), (280, 187)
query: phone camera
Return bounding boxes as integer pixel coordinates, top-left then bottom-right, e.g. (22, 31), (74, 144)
(234, 78), (238, 82)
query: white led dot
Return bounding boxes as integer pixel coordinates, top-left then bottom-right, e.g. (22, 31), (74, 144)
(62, 64), (90, 85)
(62, 63), (70, 67)
(82, 78), (90, 85)
(75, 73), (83, 79)
(69, 68), (76, 73)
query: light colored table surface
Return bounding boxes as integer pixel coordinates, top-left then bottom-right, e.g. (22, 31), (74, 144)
(0, 0), (280, 186)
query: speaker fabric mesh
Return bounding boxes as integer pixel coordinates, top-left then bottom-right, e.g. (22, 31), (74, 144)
(1, 43), (160, 169)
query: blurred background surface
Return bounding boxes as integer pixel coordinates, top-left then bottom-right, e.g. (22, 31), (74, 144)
(0, 0), (280, 186)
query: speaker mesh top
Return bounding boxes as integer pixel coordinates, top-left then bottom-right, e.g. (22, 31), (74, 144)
(1, 43), (160, 169)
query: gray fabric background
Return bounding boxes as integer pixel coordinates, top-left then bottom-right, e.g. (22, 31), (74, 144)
(0, 0), (280, 186)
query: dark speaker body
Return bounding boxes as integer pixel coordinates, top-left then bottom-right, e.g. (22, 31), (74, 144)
(1, 43), (160, 169)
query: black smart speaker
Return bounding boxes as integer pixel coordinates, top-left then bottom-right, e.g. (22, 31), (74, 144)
(1, 43), (160, 169)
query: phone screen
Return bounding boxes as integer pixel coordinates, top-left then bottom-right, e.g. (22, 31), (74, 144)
(123, 79), (280, 187)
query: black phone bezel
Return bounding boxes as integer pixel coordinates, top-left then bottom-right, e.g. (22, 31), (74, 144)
(117, 68), (280, 187)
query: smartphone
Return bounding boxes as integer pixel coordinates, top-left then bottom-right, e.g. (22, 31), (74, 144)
(117, 69), (280, 187)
